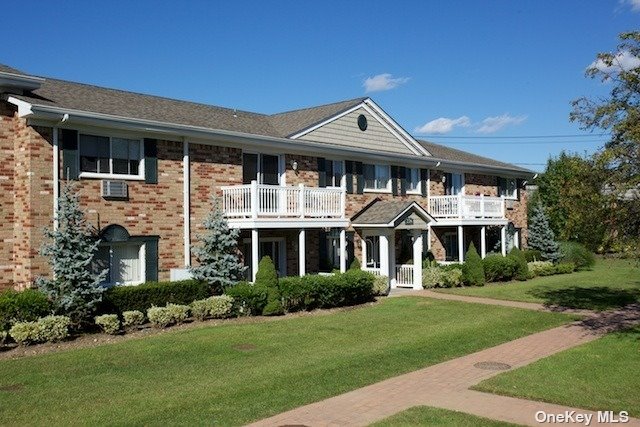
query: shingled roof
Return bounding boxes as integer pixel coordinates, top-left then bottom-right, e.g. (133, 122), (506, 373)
(417, 140), (532, 172)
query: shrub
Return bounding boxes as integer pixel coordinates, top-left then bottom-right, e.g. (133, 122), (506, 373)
(522, 249), (543, 262)
(190, 296), (234, 320)
(224, 282), (268, 316)
(422, 250), (438, 268)
(422, 266), (445, 288)
(102, 280), (211, 314)
(147, 306), (174, 328)
(372, 275), (390, 296)
(9, 321), (41, 345)
(527, 261), (554, 277)
(0, 289), (50, 332)
(165, 303), (190, 324)
(349, 258), (361, 270)
(0, 330), (6, 345)
(94, 314), (120, 335)
(559, 241), (595, 270)
(441, 267), (464, 287)
(37, 315), (71, 342)
(556, 262), (576, 274)
(255, 256), (283, 316)
(508, 247), (529, 281)
(190, 299), (210, 321)
(482, 254), (517, 282)
(462, 243), (485, 286)
(122, 310), (145, 328)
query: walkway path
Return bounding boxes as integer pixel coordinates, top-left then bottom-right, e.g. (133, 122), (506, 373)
(249, 296), (640, 426)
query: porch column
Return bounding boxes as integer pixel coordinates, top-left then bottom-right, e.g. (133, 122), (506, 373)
(389, 231), (396, 288)
(361, 232), (368, 268)
(501, 226), (507, 256)
(339, 229), (347, 273)
(379, 232), (390, 285)
(298, 229), (306, 276)
(457, 225), (464, 262)
(480, 226), (487, 259)
(412, 231), (423, 290)
(251, 229), (259, 282)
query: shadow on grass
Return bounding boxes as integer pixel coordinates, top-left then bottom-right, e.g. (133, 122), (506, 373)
(528, 286), (640, 311)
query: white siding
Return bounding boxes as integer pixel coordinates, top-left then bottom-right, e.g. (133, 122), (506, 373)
(299, 107), (415, 155)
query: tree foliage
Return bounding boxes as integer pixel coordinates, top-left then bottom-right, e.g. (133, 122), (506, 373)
(190, 197), (246, 293)
(37, 183), (107, 328)
(528, 203), (561, 263)
(462, 243), (485, 286)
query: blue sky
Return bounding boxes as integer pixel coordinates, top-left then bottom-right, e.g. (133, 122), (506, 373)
(3, 0), (639, 171)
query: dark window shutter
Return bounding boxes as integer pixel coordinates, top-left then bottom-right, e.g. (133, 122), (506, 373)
(355, 162), (364, 194)
(400, 166), (407, 196)
(144, 138), (158, 184)
(497, 177), (505, 197)
(318, 230), (327, 271)
(391, 166), (399, 196)
(145, 237), (159, 282)
(61, 129), (79, 180)
(318, 157), (326, 188)
(516, 179), (522, 201)
(346, 231), (355, 268)
(420, 169), (429, 197)
(345, 161), (354, 194)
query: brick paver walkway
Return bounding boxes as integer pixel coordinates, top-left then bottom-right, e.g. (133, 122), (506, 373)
(249, 298), (640, 427)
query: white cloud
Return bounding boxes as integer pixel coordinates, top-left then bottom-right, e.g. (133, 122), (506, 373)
(414, 116), (471, 134)
(619, 0), (640, 12)
(476, 114), (527, 134)
(590, 50), (640, 74)
(363, 73), (410, 93)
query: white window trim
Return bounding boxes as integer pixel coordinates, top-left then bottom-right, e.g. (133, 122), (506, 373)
(326, 159), (346, 190)
(101, 242), (146, 287)
(406, 167), (422, 195)
(442, 231), (459, 262)
(443, 171), (465, 195)
(242, 151), (285, 186)
(78, 133), (145, 181)
(363, 164), (392, 193)
(500, 177), (518, 200)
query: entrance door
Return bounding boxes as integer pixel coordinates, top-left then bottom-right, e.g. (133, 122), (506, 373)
(243, 238), (286, 279)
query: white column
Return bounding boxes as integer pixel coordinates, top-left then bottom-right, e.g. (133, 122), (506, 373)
(251, 229), (259, 282)
(427, 225), (432, 250)
(52, 127), (59, 231)
(339, 229), (347, 273)
(298, 229), (306, 276)
(379, 233), (390, 285)
(501, 225), (507, 256)
(250, 180), (259, 218)
(389, 231), (396, 288)
(361, 232), (368, 268)
(458, 225), (464, 262)
(480, 226), (487, 259)
(412, 231), (423, 290)
(183, 139), (191, 267)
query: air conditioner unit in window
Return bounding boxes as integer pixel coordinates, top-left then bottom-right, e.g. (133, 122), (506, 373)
(101, 180), (128, 199)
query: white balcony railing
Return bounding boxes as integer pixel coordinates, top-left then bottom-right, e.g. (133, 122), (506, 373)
(395, 264), (414, 287)
(429, 194), (505, 219)
(221, 181), (345, 219)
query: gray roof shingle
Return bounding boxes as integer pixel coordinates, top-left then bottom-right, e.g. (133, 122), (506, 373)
(351, 200), (418, 225)
(417, 140), (532, 172)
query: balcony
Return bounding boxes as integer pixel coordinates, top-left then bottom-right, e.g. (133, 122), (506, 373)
(221, 181), (346, 227)
(429, 195), (505, 220)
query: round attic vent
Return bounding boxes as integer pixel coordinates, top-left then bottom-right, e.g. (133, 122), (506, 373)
(357, 114), (368, 131)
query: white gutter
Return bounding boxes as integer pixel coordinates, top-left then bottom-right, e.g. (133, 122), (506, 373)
(9, 99), (535, 178)
(51, 114), (69, 231)
(183, 138), (190, 267)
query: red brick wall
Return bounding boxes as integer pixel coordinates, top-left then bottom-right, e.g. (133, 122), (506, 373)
(0, 103), (16, 289)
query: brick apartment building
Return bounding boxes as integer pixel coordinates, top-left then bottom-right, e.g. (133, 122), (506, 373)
(0, 64), (533, 291)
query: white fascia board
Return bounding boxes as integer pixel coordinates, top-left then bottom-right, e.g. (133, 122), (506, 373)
(390, 202), (437, 225)
(226, 218), (350, 229)
(6, 96), (33, 117)
(289, 103), (365, 139)
(0, 73), (44, 92)
(359, 103), (421, 156)
(431, 219), (509, 227)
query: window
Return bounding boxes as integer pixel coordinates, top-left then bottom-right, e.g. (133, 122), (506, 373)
(79, 134), (143, 178)
(406, 168), (421, 193)
(443, 232), (459, 262)
(364, 164), (390, 191)
(365, 235), (380, 268)
(94, 242), (144, 286)
(499, 177), (518, 199)
(445, 172), (463, 195)
(242, 153), (281, 185)
(325, 160), (344, 188)
(324, 229), (341, 270)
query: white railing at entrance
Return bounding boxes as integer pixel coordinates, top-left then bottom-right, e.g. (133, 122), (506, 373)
(395, 264), (414, 287)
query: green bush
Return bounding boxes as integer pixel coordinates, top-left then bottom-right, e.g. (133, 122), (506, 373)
(102, 280), (211, 314)
(462, 243), (485, 286)
(527, 261), (554, 277)
(165, 304), (190, 324)
(122, 310), (145, 328)
(255, 256), (283, 316)
(0, 289), (50, 332)
(36, 315), (70, 342)
(190, 299), (210, 321)
(94, 314), (120, 335)
(556, 262), (576, 274)
(9, 321), (41, 345)
(508, 247), (529, 281)
(482, 254), (518, 282)
(372, 275), (389, 296)
(349, 258), (361, 270)
(224, 282), (268, 316)
(522, 249), (543, 262)
(147, 306), (173, 328)
(0, 330), (6, 345)
(190, 296), (234, 320)
(559, 241), (595, 270)
(442, 267), (463, 287)
(422, 265), (463, 288)
(422, 266), (445, 288)
(422, 250), (437, 268)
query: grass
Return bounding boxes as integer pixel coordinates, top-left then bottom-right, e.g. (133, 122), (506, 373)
(0, 297), (572, 426)
(374, 406), (518, 426)
(474, 326), (640, 418)
(436, 258), (640, 310)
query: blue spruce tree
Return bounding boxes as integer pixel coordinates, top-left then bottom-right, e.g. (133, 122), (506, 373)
(528, 203), (561, 263)
(190, 197), (246, 293)
(37, 183), (108, 328)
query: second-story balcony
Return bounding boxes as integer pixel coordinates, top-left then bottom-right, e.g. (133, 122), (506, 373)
(221, 181), (346, 226)
(429, 194), (506, 220)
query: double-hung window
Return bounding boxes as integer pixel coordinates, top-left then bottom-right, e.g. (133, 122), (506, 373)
(406, 168), (421, 193)
(499, 177), (518, 199)
(364, 164), (390, 191)
(325, 160), (344, 188)
(79, 134), (143, 178)
(445, 172), (463, 195)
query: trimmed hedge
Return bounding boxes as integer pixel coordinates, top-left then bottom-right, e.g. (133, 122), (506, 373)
(101, 280), (211, 314)
(559, 241), (595, 270)
(508, 247), (529, 281)
(0, 289), (50, 332)
(256, 256), (283, 316)
(422, 265), (464, 288)
(462, 243), (485, 286)
(482, 254), (518, 282)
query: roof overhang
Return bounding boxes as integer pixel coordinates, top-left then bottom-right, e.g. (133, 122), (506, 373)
(352, 201), (437, 228)
(0, 72), (44, 94)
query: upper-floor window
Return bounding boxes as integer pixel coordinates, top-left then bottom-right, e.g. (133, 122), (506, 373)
(364, 164), (390, 191)
(444, 172), (463, 195)
(243, 153), (281, 185)
(499, 177), (518, 199)
(406, 168), (421, 193)
(326, 160), (344, 188)
(79, 134), (143, 178)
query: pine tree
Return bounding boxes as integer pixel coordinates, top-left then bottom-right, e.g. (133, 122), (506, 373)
(255, 256), (283, 316)
(190, 197), (246, 293)
(37, 183), (108, 328)
(462, 242), (485, 286)
(528, 203), (561, 263)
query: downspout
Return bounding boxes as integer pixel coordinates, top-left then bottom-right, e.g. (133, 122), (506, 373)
(183, 138), (190, 267)
(52, 113), (69, 231)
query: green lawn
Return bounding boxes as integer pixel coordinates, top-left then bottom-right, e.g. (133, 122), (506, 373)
(374, 406), (518, 426)
(0, 297), (571, 426)
(474, 326), (640, 418)
(436, 258), (640, 310)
